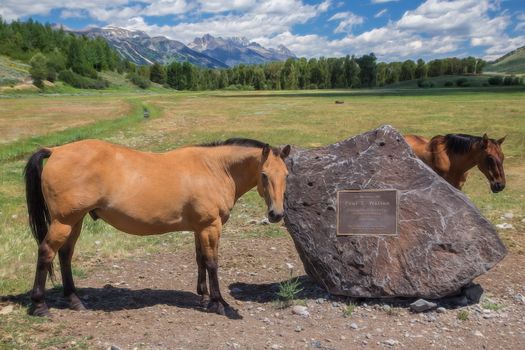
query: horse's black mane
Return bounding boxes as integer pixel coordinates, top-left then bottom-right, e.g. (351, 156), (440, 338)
(199, 138), (279, 154)
(443, 134), (483, 154)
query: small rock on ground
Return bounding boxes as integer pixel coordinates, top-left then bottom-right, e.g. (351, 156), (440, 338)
(496, 223), (513, 229)
(292, 305), (309, 317)
(410, 299), (437, 312)
(383, 339), (399, 347)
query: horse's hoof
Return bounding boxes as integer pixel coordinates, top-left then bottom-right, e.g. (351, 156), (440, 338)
(207, 301), (226, 316)
(30, 303), (51, 317)
(200, 295), (210, 307)
(68, 294), (87, 311)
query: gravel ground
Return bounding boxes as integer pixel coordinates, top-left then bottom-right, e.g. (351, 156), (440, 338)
(3, 234), (523, 350)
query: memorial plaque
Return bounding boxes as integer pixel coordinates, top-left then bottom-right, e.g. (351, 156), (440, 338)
(337, 189), (398, 236)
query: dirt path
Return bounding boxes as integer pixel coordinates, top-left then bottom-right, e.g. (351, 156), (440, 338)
(4, 235), (523, 350)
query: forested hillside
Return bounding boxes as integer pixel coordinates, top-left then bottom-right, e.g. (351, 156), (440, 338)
(1, 18), (521, 92)
(0, 18), (127, 89)
(485, 46), (525, 74)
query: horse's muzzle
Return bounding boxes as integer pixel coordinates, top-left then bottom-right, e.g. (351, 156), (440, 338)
(491, 182), (505, 193)
(268, 210), (284, 223)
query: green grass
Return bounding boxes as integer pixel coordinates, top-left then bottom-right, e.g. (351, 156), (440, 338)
(343, 302), (356, 317)
(457, 309), (470, 321)
(276, 271), (303, 306)
(0, 55), (30, 86)
(482, 300), (504, 311)
(0, 98), (158, 161)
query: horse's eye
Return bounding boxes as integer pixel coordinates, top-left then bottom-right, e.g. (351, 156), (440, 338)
(261, 173), (268, 183)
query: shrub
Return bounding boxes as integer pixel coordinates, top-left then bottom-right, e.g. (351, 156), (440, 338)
(503, 75), (522, 86)
(457, 309), (469, 321)
(72, 65), (98, 79)
(444, 81), (454, 87)
(343, 302), (356, 317)
(29, 53), (48, 89)
(417, 79), (434, 88)
(488, 76), (503, 85)
(455, 77), (470, 87)
(276, 277), (303, 303)
(58, 70), (109, 89)
(128, 73), (151, 89)
(0, 78), (19, 87)
(46, 66), (57, 83)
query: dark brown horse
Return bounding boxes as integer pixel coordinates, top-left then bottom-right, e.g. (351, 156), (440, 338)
(405, 133), (506, 192)
(25, 138), (290, 317)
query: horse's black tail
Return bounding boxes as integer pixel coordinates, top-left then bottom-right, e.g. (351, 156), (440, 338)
(24, 148), (53, 276)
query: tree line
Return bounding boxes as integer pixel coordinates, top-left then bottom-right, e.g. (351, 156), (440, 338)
(136, 54), (489, 91)
(1, 18), (504, 91)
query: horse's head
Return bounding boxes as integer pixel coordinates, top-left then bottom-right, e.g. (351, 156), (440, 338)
(477, 134), (506, 193)
(257, 144), (291, 223)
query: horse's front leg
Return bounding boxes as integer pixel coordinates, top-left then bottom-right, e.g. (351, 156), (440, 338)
(196, 219), (229, 315)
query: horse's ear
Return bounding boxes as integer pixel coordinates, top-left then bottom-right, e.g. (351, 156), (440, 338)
(482, 133), (489, 149)
(280, 145), (291, 159)
(497, 135), (506, 145)
(262, 144), (270, 159)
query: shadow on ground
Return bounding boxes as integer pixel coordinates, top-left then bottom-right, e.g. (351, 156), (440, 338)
(1, 285), (243, 319)
(228, 275), (483, 310)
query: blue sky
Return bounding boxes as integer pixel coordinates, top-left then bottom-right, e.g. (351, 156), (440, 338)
(1, 0), (524, 61)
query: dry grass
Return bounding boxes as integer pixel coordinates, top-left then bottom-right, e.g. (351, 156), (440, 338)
(0, 96), (134, 144)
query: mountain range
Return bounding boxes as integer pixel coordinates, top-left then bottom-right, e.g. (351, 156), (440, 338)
(72, 26), (296, 68)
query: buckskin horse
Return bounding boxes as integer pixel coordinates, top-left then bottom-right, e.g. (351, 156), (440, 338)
(404, 133), (506, 192)
(24, 138), (291, 317)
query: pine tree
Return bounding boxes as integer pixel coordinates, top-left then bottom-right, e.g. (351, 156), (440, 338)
(150, 62), (167, 84)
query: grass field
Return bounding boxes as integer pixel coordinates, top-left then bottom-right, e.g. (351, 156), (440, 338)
(1, 88), (525, 285)
(0, 88), (524, 347)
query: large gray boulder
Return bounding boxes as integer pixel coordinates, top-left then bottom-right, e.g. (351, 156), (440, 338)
(284, 125), (506, 299)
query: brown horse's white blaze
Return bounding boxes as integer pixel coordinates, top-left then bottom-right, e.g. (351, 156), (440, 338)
(24, 138), (291, 317)
(404, 133), (506, 192)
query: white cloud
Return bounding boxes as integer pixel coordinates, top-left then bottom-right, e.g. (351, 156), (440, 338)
(329, 11), (364, 33)
(197, 0), (256, 13)
(254, 31), (339, 57)
(374, 9), (388, 18)
(0, 0), (130, 21)
(118, 0), (330, 43)
(144, 0), (193, 16)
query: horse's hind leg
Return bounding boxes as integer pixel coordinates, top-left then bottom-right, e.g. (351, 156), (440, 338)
(194, 233), (210, 306)
(58, 220), (86, 311)
(30, 219), (78, 317)
(196, 219), (229, 315)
